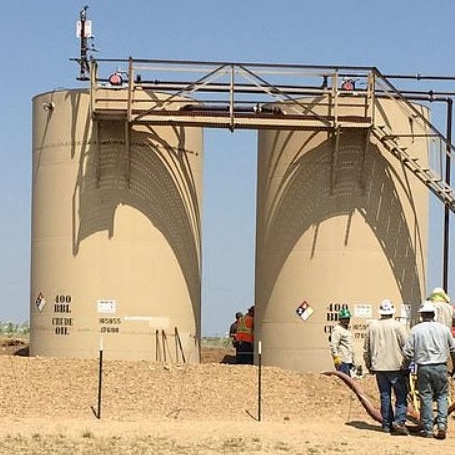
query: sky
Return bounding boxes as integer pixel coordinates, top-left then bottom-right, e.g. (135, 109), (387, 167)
(1, 1), (455, 336)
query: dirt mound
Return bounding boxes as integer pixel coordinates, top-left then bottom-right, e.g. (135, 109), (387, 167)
(0, 338), (453, 454)
(0, 337), (28, 356)
(0, 338), (245, 364)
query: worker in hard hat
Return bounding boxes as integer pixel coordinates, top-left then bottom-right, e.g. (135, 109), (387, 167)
(363, 299), (408, 435)
(329, 308), (355, 377)
(429, 287), (454, 332)
(235, 306), (254, 364)
(403, 300), (455, 439)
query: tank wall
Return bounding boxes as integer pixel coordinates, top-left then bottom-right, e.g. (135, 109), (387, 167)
(255, 97), (429, 372)
(31, 89), (203, 361)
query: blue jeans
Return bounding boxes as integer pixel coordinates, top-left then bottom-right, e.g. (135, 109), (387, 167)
(375, 371), (408, 430)
(336, 362), (352, 377)
(236, 341), (253, 364)
(417, 364), (449, 434)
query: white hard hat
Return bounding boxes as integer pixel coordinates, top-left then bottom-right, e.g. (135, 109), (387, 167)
(418, 300), (436, 313)
(378, 299), (395, 315)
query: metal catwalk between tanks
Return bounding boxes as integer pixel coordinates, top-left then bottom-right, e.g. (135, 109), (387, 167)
(87, 58), (455, 212)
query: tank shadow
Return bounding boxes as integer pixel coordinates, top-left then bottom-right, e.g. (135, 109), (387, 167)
(14, 345), (30, 357)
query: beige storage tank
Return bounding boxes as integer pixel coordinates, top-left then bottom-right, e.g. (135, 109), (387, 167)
(255, 97), (429, 373)
(31, 88), (203, 361)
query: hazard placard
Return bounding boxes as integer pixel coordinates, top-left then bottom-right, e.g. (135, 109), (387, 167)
(296, 300), (314, 322)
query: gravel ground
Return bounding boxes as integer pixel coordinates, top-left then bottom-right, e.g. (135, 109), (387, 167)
(0, 341), (454, 454)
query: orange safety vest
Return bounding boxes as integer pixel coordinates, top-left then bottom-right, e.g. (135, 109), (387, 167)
(235, 315), (254, 343)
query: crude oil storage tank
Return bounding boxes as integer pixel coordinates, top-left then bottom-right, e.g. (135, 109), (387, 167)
(31, 88), (203, 361)
(255, 97), (429, 373)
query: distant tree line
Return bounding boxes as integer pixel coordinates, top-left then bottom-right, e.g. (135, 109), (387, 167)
(0, 321), (30, 336)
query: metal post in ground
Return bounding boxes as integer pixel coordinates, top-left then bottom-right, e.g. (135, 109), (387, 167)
(96, 337), (104, 419)
(258, 340), (262, 422)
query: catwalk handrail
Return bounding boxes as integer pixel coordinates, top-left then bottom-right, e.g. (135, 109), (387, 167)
(86, 58), (455, 210)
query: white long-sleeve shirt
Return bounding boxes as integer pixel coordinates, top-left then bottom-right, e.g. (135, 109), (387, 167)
(330, 324), (354, 364)
(403, 320), (455, 366)
(363, 317), (407, 371)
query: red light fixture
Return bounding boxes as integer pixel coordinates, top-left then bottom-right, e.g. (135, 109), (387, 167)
(108, 72), (123, 86)
(341, 79), (355, 91)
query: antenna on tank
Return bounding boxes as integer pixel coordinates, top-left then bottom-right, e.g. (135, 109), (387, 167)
(75, 5), (97, 81)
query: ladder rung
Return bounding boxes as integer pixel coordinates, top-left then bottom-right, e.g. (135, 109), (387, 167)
(373, 122), (455, 213)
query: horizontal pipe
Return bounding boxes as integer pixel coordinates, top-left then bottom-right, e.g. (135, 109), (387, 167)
(95, 76), (455, 98)
(383, 73), (455, 81)
(71, 57), (455, 84)
(78, 57), (376, 73)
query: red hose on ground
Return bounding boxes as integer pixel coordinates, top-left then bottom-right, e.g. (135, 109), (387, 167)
(323, 370), (455, 431)
(322, 370), (382, 423)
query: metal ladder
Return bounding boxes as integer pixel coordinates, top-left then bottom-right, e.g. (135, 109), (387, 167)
(369, 68), (455, 212)
(371, 123), (455, 211)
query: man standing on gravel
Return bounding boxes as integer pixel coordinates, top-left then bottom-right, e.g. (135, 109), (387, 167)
(235, 306), (254, 364)
(403, 300), (455, 440)
(363, 299), (408, 435)
(330, 308), (355, 377)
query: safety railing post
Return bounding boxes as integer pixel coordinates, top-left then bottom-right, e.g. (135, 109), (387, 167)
(229, 64), (235, 131)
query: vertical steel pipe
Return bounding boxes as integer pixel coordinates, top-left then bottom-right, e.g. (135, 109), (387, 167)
(443, 97), (453, 291)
